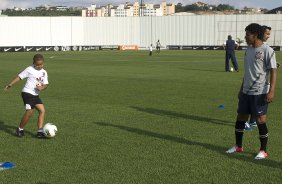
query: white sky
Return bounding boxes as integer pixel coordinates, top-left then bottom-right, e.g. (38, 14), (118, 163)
(0, 0), (281, 10)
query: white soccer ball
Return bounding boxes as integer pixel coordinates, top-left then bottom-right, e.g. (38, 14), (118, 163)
(230, 67), (234, 72)
(43, 123), (57, 138)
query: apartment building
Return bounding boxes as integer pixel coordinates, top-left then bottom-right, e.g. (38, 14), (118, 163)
(82, 1), (175, 17)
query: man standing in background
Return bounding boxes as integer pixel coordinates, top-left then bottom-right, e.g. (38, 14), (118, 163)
(149, 44), (153, 56)
(223, 35), (239, 72)
(156, 40), (161, 53)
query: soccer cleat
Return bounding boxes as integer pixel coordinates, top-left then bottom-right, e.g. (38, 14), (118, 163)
(15, 128), (25, 137)
(226, 145), (243, 154)
(255, 150), (268, 160)
(249, 121), (257, 127)
(37, 132), (46, 139)
(244, 122), (252, 131)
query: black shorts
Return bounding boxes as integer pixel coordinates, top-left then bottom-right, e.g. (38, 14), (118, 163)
(21, 92), (43, 110)
(237, 93), (268, 116)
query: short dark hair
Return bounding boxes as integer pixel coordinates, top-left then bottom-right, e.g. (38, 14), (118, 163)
(245, 23), (264, 40)
(261, 25), (271, 32)
(228, 35), (232, 40)
(33, 54), (44, 63)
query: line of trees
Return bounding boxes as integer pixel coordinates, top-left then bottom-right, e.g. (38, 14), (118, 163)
(2, 9), (81, 16)
(176, 3), (235, 12)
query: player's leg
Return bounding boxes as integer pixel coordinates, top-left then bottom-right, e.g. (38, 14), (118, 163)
(226, 93), (250, 153)
(16, 92), (36, 137)
(16, 109), (34, 137)
(249, 114), (257, 127)
(253, 94), (269, 159)
(35, 104), (45, 129)
(34, 95), (46, 138)
(19, 110), (34, 128)
(245, 114), (257, 131)
(230, 52), (239, 71)
(225, 52), (230, 71)
(35, 104), (46, 138)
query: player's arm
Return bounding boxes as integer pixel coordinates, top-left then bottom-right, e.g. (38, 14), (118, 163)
(238, 79), (244, 99)
(4, 76), (21, 91)
(222, 42), (226, 50)
(265, 68), (277, 103)
(36, 84), (48, 91)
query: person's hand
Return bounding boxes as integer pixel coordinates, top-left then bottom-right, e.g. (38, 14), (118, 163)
(265, 91), (274, 103)
(36, 85), (44, 91)
(4, 85), (11, 92)
(277, 62), (280, 69)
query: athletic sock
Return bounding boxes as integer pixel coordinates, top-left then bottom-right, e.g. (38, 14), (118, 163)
(258, 123), (268, 152)
(19, 128), (24, 131)
(37, 128), (44, 133)
(235, 121), (245, 147)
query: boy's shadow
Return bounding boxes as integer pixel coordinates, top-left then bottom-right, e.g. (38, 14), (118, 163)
(0, 121), (35, 137)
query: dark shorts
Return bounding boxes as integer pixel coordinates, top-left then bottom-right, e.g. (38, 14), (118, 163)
(21, 92), (43, 110)
(237, 93), (268, 116)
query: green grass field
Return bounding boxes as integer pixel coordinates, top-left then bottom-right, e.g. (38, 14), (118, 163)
(0, 50), (281, 183)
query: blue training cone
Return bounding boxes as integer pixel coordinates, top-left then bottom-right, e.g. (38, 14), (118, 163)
(218, 105), (225, 109)
(0, 162), (16, 171)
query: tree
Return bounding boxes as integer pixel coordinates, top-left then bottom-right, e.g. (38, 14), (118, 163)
(175, 3), (184, 13)
(216, 4), (234, 11)
(236, 37), (244, 46)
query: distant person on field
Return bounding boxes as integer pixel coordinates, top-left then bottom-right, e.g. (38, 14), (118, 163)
(223, 35), (239, 72)
(149, 44), (153, 56)
(226, 23), (277, 159)
(245, 25), (280, 130)
(4, 54), (49, 139)
(156, 40), (161, 53)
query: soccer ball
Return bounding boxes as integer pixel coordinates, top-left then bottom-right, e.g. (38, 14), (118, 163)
(230, 67), (234, 72)
(43, 123), (57, 138)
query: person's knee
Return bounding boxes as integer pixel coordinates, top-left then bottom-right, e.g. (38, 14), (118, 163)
(25, 110), (34, 117)
(39, 109), (45, 115)
(256, 115), (267, 124)
(237, 114), (249, 122)
(37, 106), (46, 115)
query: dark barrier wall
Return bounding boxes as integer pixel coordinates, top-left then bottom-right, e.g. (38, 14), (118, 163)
(166, 45), (281, 51)
(0, 45), (281, 52)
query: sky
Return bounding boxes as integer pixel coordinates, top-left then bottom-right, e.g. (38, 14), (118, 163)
(0, 0), (281, 10)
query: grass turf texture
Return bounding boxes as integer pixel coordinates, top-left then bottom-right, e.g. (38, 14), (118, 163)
(0, 50), (281, 183)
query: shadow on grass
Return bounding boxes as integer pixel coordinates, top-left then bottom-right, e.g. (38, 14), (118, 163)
(179, 67), (226, 73)
(131, 106), (234, 127)
(95, 122), (282, 170)
(0, 120), (34, 137)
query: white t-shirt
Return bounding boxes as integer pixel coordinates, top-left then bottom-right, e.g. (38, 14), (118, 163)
(149, 46), (153, 51)
(18, 66), (49, 96)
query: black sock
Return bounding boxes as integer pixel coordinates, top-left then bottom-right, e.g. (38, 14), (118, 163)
(258, 123), (268, 152)
(235, 121), (245, 147)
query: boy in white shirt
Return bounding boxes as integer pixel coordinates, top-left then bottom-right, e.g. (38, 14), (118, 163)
(4, 54), (49, 138)
(149, 44), (153, 56)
